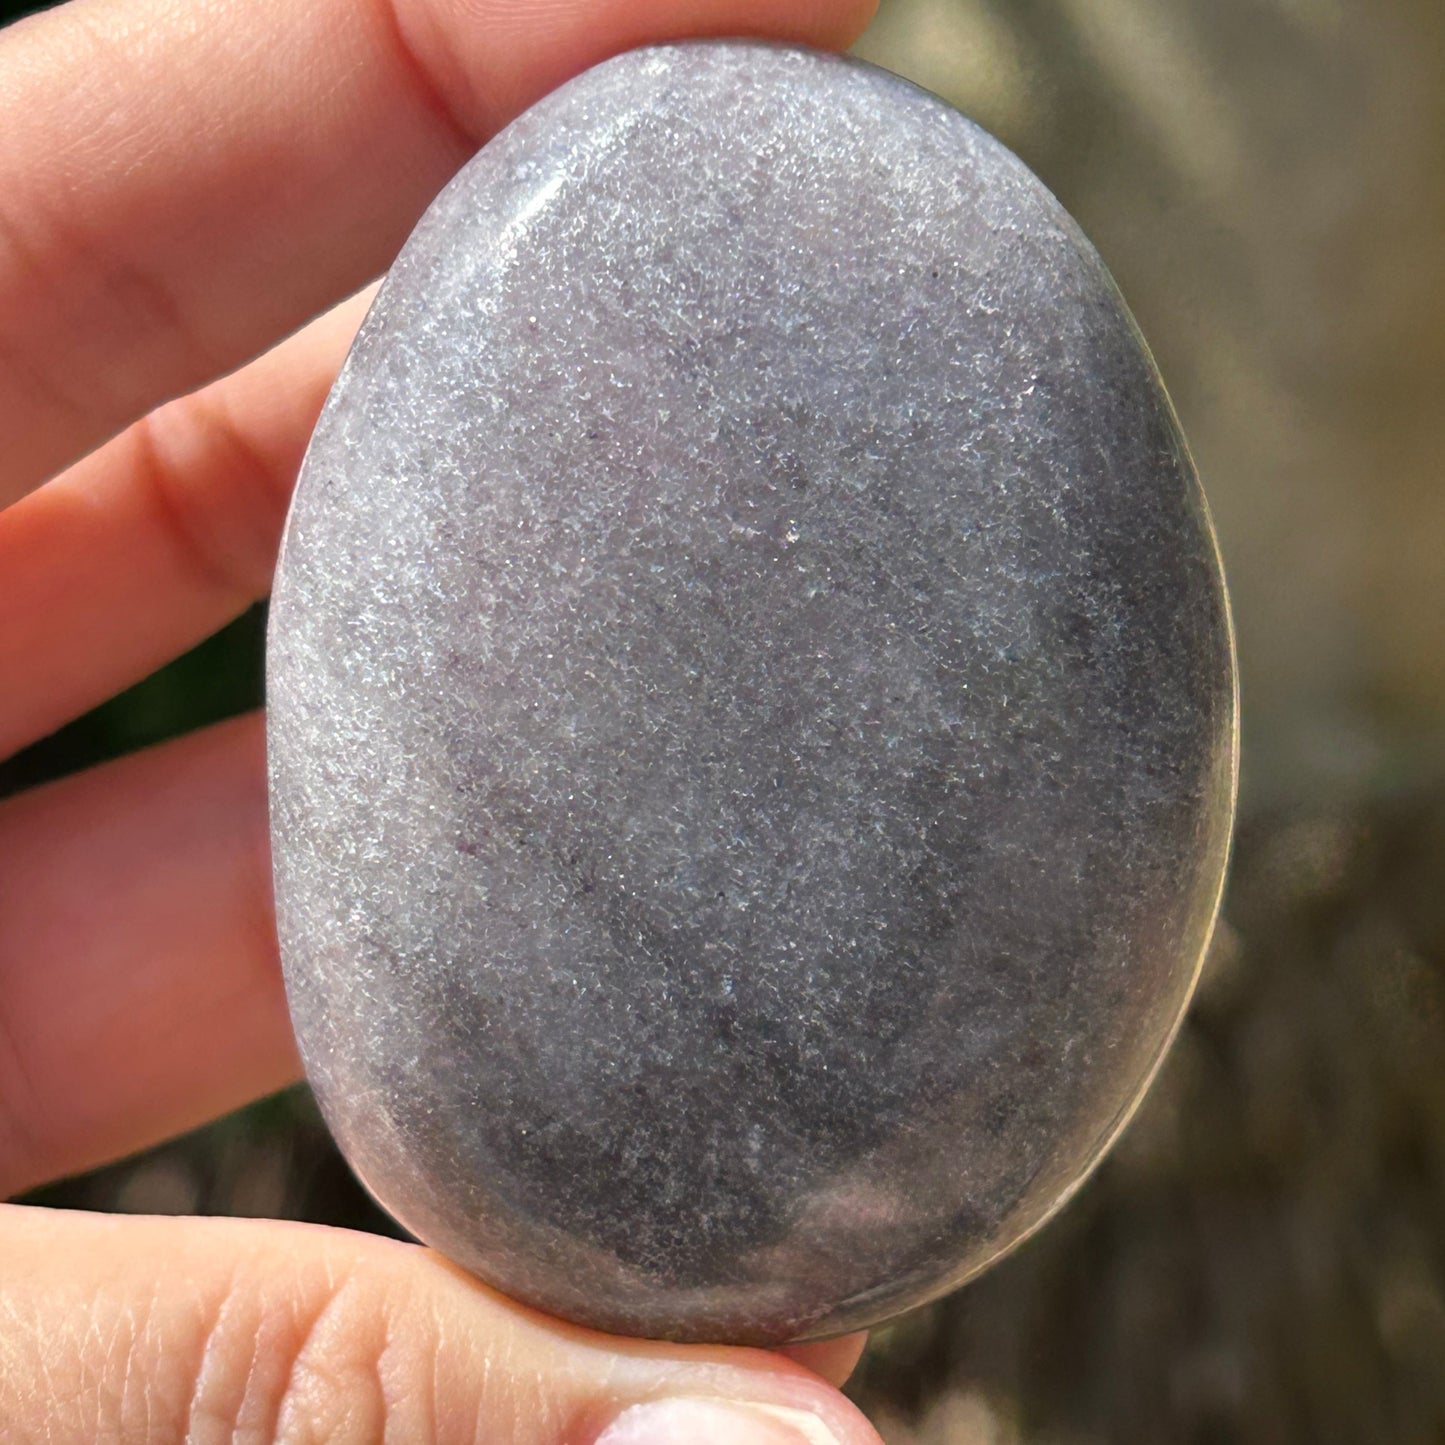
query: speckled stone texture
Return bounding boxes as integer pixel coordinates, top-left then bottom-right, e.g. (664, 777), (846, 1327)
(267, 41), (1237, 1346)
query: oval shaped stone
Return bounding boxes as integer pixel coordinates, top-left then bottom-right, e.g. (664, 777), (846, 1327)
(268, 41), (1237, 1346)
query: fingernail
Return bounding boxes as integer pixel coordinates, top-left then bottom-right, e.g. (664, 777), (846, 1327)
(594, 1397), (842, 1445)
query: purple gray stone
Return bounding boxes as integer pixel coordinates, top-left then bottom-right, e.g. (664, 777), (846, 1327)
(267, 41), (1237, 1346)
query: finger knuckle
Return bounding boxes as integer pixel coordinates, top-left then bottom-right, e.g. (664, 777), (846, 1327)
(133, 390), (290, 607)
(186, 1251), (451, 1445)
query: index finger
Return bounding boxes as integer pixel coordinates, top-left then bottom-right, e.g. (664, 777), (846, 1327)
(0, 0), (876, 504)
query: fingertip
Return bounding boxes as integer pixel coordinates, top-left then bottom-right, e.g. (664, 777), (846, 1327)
(401, 0), (881, 142)
(594, 1397), (856, 1445)
(778, 1332), (871, 1389)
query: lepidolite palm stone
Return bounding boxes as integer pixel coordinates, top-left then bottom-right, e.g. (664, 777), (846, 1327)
(267, 41), (1237, 1345)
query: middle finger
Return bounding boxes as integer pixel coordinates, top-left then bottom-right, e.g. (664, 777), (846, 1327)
(0, 292), (366, 763)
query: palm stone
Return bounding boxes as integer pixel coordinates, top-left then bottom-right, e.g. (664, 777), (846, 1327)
(267, 41), (1237, 1346)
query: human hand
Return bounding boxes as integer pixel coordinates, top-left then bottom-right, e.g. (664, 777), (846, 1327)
(0, 0), (883, 1438)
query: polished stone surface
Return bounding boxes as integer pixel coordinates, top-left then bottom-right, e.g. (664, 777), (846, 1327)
(267, 41), (1237, 1346)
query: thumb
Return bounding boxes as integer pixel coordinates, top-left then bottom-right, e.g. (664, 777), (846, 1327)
(0, 1203), (882, 1444)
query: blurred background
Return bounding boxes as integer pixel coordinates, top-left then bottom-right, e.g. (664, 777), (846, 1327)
(3, 0), (1445, 1440)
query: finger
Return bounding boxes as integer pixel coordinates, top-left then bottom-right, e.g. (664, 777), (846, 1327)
(0, 1205), (884, 1444)
(779, 1335), (871, 1389)
(0, 713), (295, 1199)
(0, 291), (369, 763)
(0, 0), (878, 503)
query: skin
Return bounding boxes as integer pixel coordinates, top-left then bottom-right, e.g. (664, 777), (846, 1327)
(0, 0), (886, 1438)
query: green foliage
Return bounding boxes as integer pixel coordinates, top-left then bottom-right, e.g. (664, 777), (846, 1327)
(0, 605), (266, 800)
